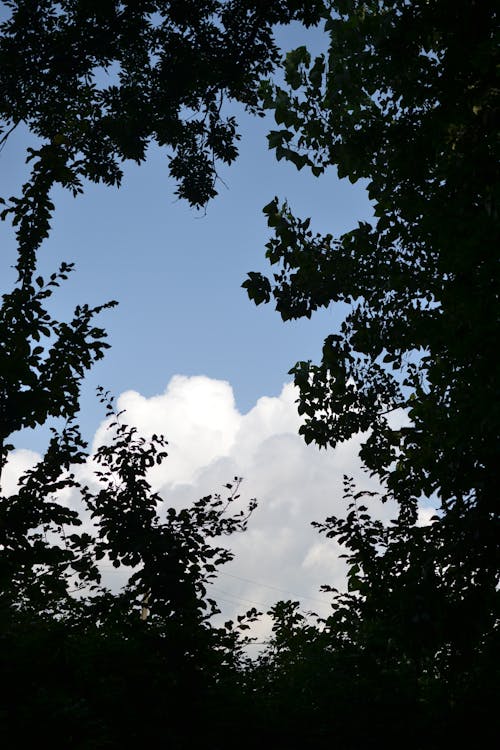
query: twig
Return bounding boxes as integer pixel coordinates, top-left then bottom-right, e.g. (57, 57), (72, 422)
(0, 120), (20, 153)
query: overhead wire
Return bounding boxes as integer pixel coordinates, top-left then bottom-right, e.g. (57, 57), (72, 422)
(96, 562), (333, 611)
(217, 570), (330, 606)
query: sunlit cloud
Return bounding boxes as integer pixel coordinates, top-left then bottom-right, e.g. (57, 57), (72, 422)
(5, 375), (403, 634)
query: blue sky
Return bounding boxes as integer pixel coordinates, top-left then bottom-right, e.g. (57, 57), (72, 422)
(1, 87), (377, 622)
(1, 22), (373, 454)
(2, 18), (417, 623)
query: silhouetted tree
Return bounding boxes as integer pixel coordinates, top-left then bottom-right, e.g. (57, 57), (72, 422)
(0, 0), (324, 207)
(1, 1), (498, 746)
(244, 1), (498, 745)
(0, 1), (309, 743)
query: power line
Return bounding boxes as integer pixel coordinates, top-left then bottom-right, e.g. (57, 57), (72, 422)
(210, 586), (269, 609)
(97, 562), (332, 610)
(218, 570), (329, 606)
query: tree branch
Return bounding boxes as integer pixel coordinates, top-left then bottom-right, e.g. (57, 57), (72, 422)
(0, 120), (19, 153)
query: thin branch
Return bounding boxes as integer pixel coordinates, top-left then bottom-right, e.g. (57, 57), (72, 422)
(0, 120), (20, 153)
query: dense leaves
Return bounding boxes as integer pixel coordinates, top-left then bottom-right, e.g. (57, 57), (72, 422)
(243, 0), (499, 742)
(0, 2), (286, 743)
(1, 1), (498, 747)
(1, 372), (260, 747)
(246, 0), (499, 509)
(0, 0), (324, 207)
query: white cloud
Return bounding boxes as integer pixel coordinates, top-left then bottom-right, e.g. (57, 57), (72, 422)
(6, 375), (402, 640)
(1, 448), (40, 496)
(92, 375), (241, 487)
(417, 505), (439, 526)
(92, 375), (396, 626)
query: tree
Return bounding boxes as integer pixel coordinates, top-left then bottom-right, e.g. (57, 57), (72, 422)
(243, 0), (498, 738)
(0, 401), (259, 746)
(245, 0), (498, 509)
(0, 2), (319, 743)
(0, 163), (259, 745)
(1, 1), (498, 745)
(0, 0), (324, 207)
(0, 171), (261, 746)
(0, 0), (324, 627)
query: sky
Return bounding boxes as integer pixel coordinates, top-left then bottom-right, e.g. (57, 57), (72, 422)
(0, 19), (422, 634)
(0, 20), (373, 448)
(2, 105), (372, 444)
(6, 378), (421, 642)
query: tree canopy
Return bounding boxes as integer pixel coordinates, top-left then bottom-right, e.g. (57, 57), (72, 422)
(1, 1), (498, 747)
(243, 0), (498, 738)
(0, 0), (323, 207)
(0, 2), (303, 743)
(246, 0), (498, 507)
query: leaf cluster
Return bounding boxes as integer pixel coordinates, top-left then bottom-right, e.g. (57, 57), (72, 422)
(0, 0), (325, 207)
(245, 0), (499, 514)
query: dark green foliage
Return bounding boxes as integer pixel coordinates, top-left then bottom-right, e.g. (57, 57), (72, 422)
(1, 1), (498, 746)
(0, 0), (324, 207)
(0, 2), (285, 742)
(1, 341), (260, 746)
(242, 0), (499, 744)
(238, 484), (497, 748)
(245, 0), (499, 510)
(0, 261), (116, 441)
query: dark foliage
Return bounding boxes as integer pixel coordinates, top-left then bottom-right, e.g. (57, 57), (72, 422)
(0, 0), (324, 207)
(1, 1), (498, 747)
(243, 0), (499, 744)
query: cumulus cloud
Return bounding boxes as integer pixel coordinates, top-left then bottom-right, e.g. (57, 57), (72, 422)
(92, 375), (242, 487)
(5, 375), (407, 639)
(92, 375), (397, 628)
(1, 448), (41, 496)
